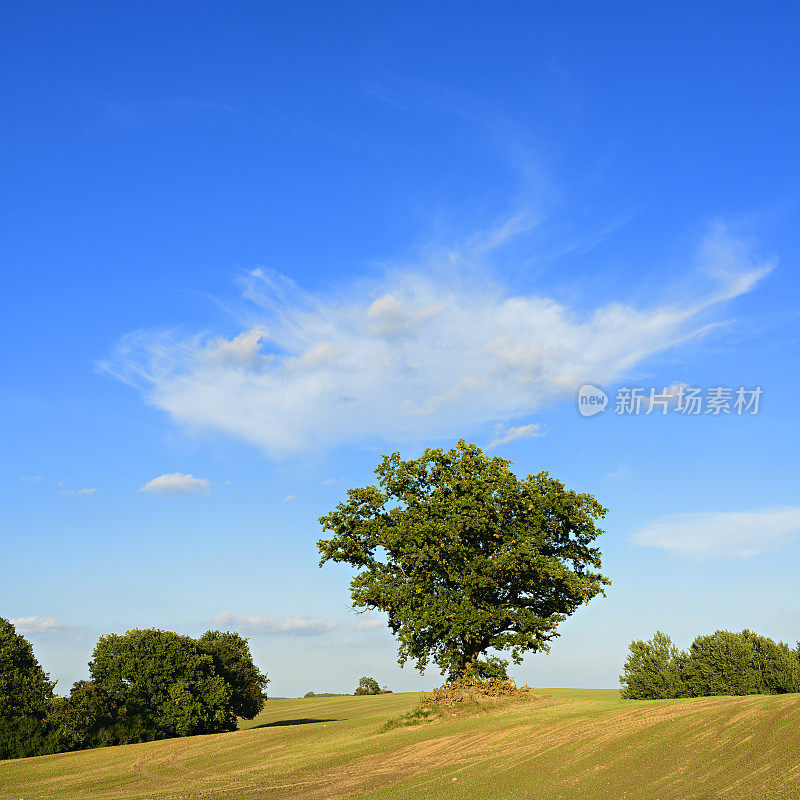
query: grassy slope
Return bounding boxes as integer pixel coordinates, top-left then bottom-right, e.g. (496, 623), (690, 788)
(3, 688), (800, 799)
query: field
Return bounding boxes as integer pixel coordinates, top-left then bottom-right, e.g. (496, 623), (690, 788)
(3, 688), (800, 799)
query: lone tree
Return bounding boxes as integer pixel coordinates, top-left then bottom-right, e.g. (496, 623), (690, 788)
(354, 676), (381, 695)
(318, 441), (610, 680)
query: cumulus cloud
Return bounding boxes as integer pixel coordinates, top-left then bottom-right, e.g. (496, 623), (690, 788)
(633, 506), (800, 558)
(209, 612), (338, 636)
(140, 473), (210, 495)
(488, 423), (544, 448)
(103, 224), (771, 457)
(10, 616), (86, 639)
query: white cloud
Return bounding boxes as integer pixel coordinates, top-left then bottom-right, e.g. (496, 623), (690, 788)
(103, 224), (771, 458)
(488, 423), (544, 448)
(11, 616), (64, 634)
(140, 472), (209, 495)
(283, 494), (295, 503)
(209, 612), (338, 636)
(633, 506), (800, 558)
(60, 487), (97, 497)
(10, 616), (86, 640)
(350, 617), (386, 631)
(20, 475), (43, 484)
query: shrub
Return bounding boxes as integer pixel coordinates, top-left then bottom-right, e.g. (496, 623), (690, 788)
(620, 631), (687, 699)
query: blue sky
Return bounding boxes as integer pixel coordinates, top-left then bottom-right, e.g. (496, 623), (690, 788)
(2, 1), (799, 697)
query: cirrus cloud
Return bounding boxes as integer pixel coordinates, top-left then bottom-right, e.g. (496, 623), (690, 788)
(103, 223), (772, 458)
(633, 506), (800, 558)
(209, 612), (337, 637)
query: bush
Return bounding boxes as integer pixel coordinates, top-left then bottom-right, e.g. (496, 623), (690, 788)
(354, 676), (381, 695)
(620, 631), (687, 699)
(304, 691), (316, 698)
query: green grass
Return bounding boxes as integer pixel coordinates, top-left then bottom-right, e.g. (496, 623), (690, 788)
(3, 688), (800, 799)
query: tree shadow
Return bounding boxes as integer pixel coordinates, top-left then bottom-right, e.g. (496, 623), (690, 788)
(251, 718), (340, 729)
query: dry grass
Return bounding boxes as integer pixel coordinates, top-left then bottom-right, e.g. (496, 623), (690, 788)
(2, 688), (800, 799)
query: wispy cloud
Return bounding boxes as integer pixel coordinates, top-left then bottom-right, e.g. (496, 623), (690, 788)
(20, 475), (43, 484)
(488, 423), (544, 448)
(283, 494), (295, 503)
(633, 506), (800, 558)
(140, 472), (209, 495)
(208, 612), (386, 636)
(60, 487), (97, 497)
(103, 224), (771, 458)
(209, 612), (337, 637)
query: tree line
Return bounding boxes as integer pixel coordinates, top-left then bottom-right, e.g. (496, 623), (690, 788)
(620, 629), (800, 699)
(0, 620), (268, 760)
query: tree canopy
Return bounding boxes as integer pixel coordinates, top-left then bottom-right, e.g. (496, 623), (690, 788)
(318, 440), (610, 679)
(620, 629), (800, 699)
(89, 628), (232, 738)
(0, 618), (58, 759)
(197, 630), (269, 724)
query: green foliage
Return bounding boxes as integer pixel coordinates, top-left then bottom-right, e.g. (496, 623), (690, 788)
(304, 691), (316, 697)
(197, 630), (269, 725)
(318, 441), (610, 679)
(462, 656), (510, 680)
(0, 617), (55, 722)
(354, 676), (381, 695)
(620, 631), (687, 699)
(683, 629), (799, 697)
(621, 629), (800, 699)
(50, 681), (123, 751)
(0, 617), (58, 759)
(89, 628), (231, 738)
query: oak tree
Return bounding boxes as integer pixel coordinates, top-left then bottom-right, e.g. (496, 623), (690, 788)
(318, 441), (610, 680)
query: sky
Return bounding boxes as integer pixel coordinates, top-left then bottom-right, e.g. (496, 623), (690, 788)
(2, 1), (799, 697)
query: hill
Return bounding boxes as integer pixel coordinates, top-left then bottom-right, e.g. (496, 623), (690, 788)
(2, 688), (799, 799)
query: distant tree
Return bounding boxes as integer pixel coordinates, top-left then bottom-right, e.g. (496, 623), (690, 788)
(197, 630), (269, 727)
(89, 629), (231, 739)
(683, 630), (799, 697)
(319, 441), (610, 680)
(354, 676), (381, 695)
(620, 631), (687, 699)
(304, 691), (316, 698)
(0, 618), (57, 758)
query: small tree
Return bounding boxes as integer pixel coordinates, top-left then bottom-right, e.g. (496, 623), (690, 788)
(319, 441), (610, 680)
(619, 631), (687, 699)
(354, 676), (381, 695)
(197, 630), (269, 727)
